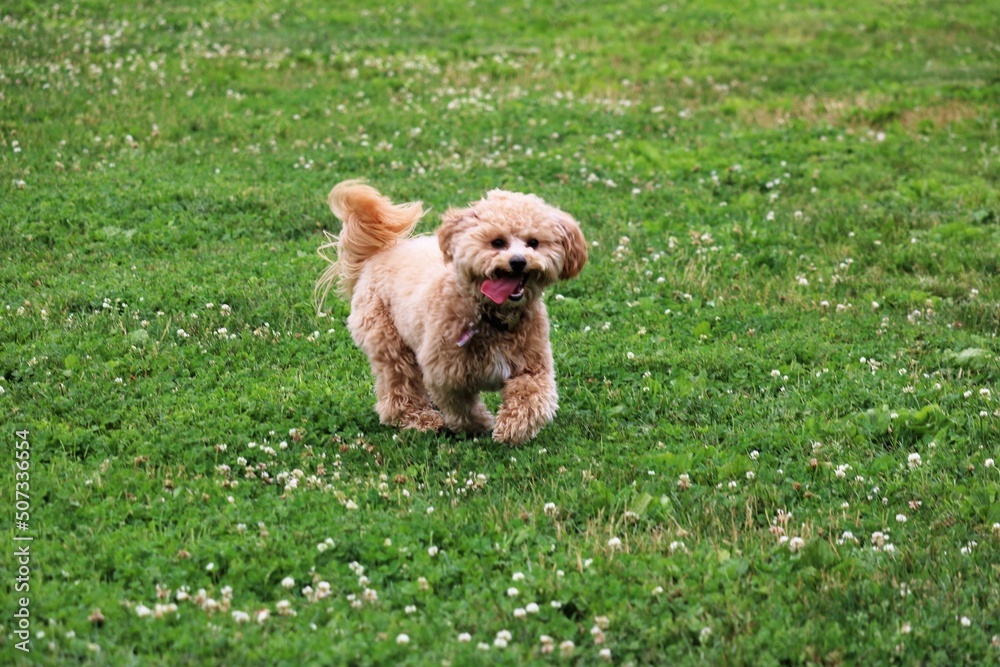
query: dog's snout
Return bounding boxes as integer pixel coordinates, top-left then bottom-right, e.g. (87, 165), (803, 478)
(509, 256), (527, 274)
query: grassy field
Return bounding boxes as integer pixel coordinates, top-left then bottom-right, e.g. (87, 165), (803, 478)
(2, 0), (1000, 664)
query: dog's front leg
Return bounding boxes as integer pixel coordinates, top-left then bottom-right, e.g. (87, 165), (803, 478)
(493, 367), (558, 445)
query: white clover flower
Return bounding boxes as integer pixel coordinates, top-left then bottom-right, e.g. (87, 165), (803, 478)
(281, 576), (295, 589)
(428, 546), (439, 557)
(896, 514), (907, 523)
(134, 604), (152, 618)
(507, 587), (519, 597)
(512, 571), (525, 582)
(560, 640), (575, 657)
(544, 502), (558, 516)
(700, 626), (712, 641)
(985, 458), (995, 468)
(514, 608), (526, 619)
(788, 537), (805, 553)
(608, 536), (622, 550)
(396, 633), (410, 645)
(750, 450), (759, 460)
(231, 610), (250, 624)
(600, 647), (612, 661)
(458, 632), (472, 642)
(526, 602), (539, 614)
(960, 616), (971, 627)
(405, 605), (416, 614)
(908, 453), (922, 468)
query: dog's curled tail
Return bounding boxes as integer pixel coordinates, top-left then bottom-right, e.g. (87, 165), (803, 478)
(315, 180), (425, 311)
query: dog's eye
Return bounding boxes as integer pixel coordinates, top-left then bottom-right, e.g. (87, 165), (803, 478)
(491, 238), (507, 249)
(526, 238), (539, 249)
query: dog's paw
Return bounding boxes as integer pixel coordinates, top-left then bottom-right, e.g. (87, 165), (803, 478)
(400, 409), (445, 432)
(442, 401), (494, 434)
(492, 417), (536, 445)
(467, 403), (495, 432)
(445, 412), (494, 435)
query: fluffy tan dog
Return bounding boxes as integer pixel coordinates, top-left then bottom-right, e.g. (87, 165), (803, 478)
(315, 180), (587, 444)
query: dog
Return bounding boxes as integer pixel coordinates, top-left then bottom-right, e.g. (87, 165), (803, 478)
(315, 180), (587, 444)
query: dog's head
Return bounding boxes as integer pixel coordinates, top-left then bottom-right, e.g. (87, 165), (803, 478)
(437, 190), (587, 309)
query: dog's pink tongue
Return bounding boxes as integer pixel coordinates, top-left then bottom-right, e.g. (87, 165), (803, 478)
(481, 276), (521, 305)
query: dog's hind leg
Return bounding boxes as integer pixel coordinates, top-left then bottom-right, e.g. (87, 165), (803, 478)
(425, 386), (494, 435)
(348, 299), (443, 432)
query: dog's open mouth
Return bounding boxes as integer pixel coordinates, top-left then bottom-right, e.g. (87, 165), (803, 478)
(481, 271), (529, 305)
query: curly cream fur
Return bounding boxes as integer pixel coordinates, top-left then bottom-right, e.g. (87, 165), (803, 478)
(315, 180), (587, 444)
(314, 180), (425, 308)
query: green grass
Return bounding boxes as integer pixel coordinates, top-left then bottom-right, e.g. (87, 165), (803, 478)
(2, 0), (999, 664)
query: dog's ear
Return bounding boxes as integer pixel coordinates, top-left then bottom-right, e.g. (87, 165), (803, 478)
(438, 206), (475, 263)
(556, 212), (587, 279)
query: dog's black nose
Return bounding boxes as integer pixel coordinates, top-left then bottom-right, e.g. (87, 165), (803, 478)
(509, 256), (527, 274)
